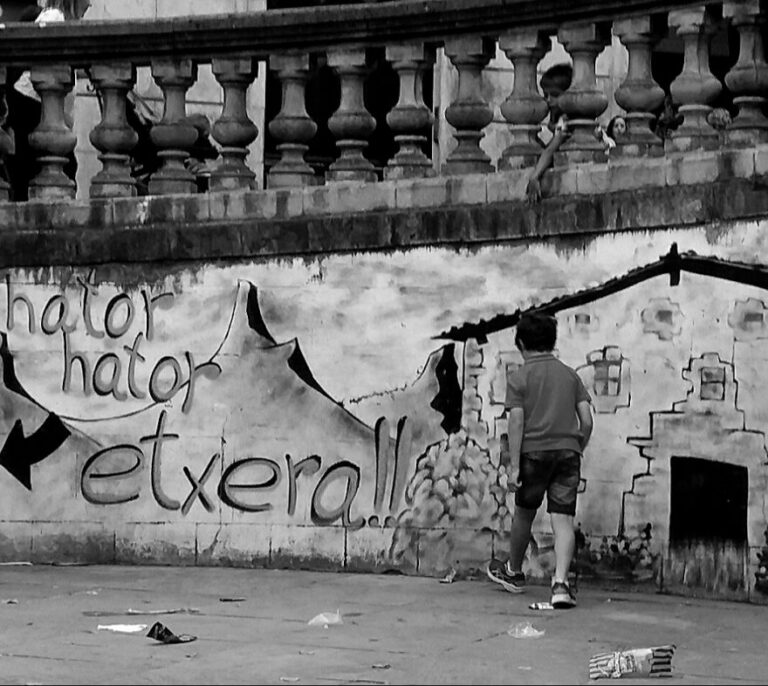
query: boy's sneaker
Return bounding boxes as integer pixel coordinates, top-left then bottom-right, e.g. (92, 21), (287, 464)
(550, 579), (577, 609)
(485, 559), (526, 593)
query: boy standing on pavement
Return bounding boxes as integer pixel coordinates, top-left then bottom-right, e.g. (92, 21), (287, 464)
(486, 313), (593, 608)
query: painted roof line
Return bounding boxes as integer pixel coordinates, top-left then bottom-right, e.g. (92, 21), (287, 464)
(435, 243), (768, 343)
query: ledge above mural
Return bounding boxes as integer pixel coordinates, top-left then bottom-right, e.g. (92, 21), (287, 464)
(2, 220), (768, 603)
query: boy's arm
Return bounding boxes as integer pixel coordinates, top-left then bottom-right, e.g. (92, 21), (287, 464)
(576, 400), (593, 452)
(507, 407), (524, 487)
(526, 129), (568, 204)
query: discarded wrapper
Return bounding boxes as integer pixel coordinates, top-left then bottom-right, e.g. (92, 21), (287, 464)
(97, 623), (148, 633)
(308, 610), (343, 627)
(529, 602), (555, 611)
(146, 621), (197, 644)
(589, 645), (676, 680)
(439, 568), (458, 584)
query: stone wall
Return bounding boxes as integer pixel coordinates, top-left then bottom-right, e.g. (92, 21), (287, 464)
(2, 200), (768, 602)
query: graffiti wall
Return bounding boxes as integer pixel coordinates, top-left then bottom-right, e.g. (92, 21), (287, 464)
(3, 221), (768, 600)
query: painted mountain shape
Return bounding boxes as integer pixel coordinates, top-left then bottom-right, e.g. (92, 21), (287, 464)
(348, 343), (462, 450)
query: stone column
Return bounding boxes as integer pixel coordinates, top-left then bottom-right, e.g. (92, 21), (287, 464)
(326, 48), (377, 183)
(556, 22), (611, 164)
(723, 0), (768, 146)
(613, 16), (666, 156)
(384, 42), (435, 179)
(28, 66), (77, 201)
(442, 36), (495, 175)
(148, 58), (198, 195)
(88, 63), (138, 198)
(668, 6), (722, 151)
(0, 66), (11, 201)
(498, 29), (549, 170)
(267, 53), (316, 189)
(211, 57), (259, 192)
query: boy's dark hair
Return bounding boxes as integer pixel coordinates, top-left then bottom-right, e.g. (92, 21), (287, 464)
(540, 63), (573, 93)
(515, 313), (557, 352)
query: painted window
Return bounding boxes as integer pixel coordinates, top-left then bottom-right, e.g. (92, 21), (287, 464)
(700, 366), (725, 401)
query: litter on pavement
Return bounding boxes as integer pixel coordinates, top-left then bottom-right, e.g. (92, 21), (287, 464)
(97, 624), (148, 633)
(529, 601), (556, 610)
(126, 607), (200, 615)
(508, 621), (546, 639)
(589, 645), (676, 680)
(439, 568), (458, 584)
(146, 621), (197, 644)
(308, 610), (343, 627)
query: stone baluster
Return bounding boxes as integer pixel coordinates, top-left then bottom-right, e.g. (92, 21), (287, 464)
(556, 23), (611, 164)
(723, 0), (768, 146)
(211, 57), (259, 192)
(267, 53), (316, 189)
(0, 66), (11, 201)
(668, 7), (722, 151)
(148, 59), (198, 195)
(384, 42), (435, 179)
(498, 29), (550, 170)
(88, 63), (139, 198)
(442, 36), (495, 175)
(613, 16), (666, 156)
(326, 48), (377, 183)
(28, 66), (77, 201)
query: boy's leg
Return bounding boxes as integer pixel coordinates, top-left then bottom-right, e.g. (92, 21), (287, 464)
(508, 505), (537, 572)
(509, 452), (552, 572)
(546, 449), (581, 608)
(486, 453), (550, 593)
(550, 512), (576, 582)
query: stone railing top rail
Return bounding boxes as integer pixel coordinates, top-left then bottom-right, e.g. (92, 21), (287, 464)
(2, 146), (767, 271)
(0, 0), (720, 66)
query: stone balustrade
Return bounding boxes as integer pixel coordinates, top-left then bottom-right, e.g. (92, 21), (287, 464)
(0, 0), (759, 207)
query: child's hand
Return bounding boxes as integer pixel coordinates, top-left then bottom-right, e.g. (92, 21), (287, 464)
(509, 466), (522, 491)
(525, 177), (542, 205)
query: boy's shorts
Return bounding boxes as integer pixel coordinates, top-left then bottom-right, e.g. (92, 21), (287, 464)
(515, 449), (581, 515)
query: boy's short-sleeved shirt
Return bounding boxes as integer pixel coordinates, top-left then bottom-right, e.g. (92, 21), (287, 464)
(505, 353), (591, 454)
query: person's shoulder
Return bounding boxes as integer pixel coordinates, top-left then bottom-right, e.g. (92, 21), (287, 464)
(36, 8), (66, 22)
(552, 357), (580, 375)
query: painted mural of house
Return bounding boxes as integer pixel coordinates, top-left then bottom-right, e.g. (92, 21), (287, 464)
(439, 245), (768, 599)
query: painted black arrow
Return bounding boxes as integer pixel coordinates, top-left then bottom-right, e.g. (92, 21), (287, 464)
(0, 415), (70, 490)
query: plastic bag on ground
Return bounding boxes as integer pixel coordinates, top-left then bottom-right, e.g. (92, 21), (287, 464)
(308, 609), (343, 627)
(507, 621), (545, 638)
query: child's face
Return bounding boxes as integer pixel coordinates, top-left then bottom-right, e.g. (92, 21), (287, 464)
(543, 85), (564, 110)
(613, 117), (627, 136)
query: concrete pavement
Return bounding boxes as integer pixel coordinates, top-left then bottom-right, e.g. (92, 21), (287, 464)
(0, 564), (766, 685)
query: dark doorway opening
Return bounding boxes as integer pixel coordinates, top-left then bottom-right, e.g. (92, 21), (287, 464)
(668, 456), (748, 596)
(670, 456), (747, 543)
